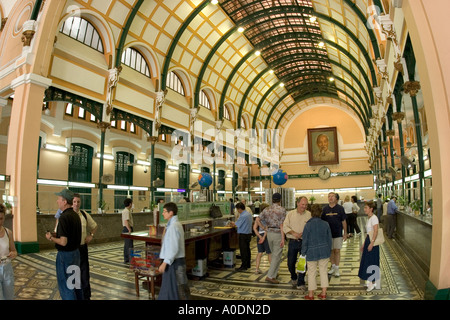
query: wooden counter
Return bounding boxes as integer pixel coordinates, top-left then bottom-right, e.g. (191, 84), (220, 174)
(121, 222), (238, 274)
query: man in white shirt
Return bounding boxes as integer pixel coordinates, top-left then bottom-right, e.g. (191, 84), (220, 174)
(283, 197), (311, 290)
(158, 202), (190, 300)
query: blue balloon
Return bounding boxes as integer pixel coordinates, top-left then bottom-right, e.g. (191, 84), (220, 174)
(198, 172), (213, 188)
(272, 169), (288, 186)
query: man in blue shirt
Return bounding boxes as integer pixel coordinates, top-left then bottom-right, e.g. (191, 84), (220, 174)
(232, 202), (253, 271)
(386, 196), (399, 239)
(158, 202), (190, 300)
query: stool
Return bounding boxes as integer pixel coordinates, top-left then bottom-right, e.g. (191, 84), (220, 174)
(134, 269), (161, 300)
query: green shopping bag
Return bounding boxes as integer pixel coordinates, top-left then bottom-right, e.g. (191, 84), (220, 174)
(296, 254), (306, 273)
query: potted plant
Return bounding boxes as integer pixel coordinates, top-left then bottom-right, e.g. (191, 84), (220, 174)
(4, 202), (12, 214)
(410, 199), (422, 216)
(309, 196), (316, 205)
(397, 196), (408, 210)
(98, 199), (108, 214)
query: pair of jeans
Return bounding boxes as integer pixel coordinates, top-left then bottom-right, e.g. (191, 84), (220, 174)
(123, 226), (133, 263)
(287, 239), (306, 286)
(56, 249), (83, 300)
(0, 262), (14, 300)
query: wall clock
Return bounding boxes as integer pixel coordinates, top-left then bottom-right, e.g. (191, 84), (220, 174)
(318, 166), (331, 180)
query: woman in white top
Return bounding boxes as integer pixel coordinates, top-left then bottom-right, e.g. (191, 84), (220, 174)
(0, 204), (17, 300)
(357, 200), (380, 292)
(342, 196), (353, 236)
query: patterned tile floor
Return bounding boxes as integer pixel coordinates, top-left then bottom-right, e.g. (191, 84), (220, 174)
(11, 218), (425, 300)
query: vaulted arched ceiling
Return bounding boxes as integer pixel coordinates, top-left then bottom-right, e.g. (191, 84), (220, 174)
(94, 0), (385, 137)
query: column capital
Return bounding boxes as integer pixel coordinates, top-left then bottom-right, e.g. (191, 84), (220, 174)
(403, 81), (421, 97)
(97, 121), (111, 132)
(11, 73), (52, 90)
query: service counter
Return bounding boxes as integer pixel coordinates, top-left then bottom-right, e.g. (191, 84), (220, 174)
(37, 211), (154, 250)
(121, 215), (238, 274)
(395, 211), (432, 275)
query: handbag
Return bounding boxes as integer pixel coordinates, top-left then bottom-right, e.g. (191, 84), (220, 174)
(296, 254), (307, 273)
(209, 204), (223, 218)
(368, 228), (385, 246)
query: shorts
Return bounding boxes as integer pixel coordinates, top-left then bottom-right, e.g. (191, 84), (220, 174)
(332, 237), (343, 249)
(256, 235), (271, 254)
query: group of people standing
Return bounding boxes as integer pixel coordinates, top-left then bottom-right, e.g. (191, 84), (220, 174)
(44, 189), (97, 300)
(233, 191), (383, 300)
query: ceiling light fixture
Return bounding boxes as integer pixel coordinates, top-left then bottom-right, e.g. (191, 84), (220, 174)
(44, 143), (68, 153)
(255, 50), (261, 56)
(309, 16), (317, 22)
(318, 41), (325, 48)
(211, 0), (218, 5)
(237, 27), (245, 33)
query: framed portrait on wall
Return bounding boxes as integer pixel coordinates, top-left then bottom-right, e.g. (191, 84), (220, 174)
(307, 127), (339, 166)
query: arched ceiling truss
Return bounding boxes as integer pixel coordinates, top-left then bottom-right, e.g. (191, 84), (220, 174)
(81, 0), (385, 137)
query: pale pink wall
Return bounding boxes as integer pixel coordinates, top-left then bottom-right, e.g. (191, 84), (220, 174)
(283, 106), (364, 149)
(404, 0), (450, 290)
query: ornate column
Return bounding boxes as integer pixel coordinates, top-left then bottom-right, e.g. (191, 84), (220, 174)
(97, 121), (111, 210)
(103, 67), (122, 122)
(149, 90), (167, 202)
(149, 136), (158, 203)
(212, 120), (223, 202)
(392, 107), (406, 199)
(188, 107), (199, 199)
(8, 73), (52, 253)
(379, 14), (408, 78)
(96, 67), (121, 210)
(404, 80), (424, 214)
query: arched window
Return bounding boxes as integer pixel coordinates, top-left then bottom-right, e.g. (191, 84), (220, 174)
(166, 71), (185, 96)
(68, 143), (93, 212)
(154, 158), (166, 200)
(121, 47), (151, 77)
(69, 143), (93, 183)
(179, 163), (188, 194)
(241, 117), (246, 129)
(223, 105), (230, 120)
(199, 90), (211, 110)
(115, 152), (134, 185)
(60, 16), (104, 53)
(218, 170), (225, 190)
(114, 152), (134, 210)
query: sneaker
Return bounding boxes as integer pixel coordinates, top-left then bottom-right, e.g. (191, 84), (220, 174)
(366, 282), (375, 292)
(328, 265), (335, 275)
(297, 285), (307, 292)
(334, 269), (340, 277)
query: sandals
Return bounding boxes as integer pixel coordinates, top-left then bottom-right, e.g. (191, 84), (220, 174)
(304, 295), (314, 300)
(318, 293), (327, 300)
